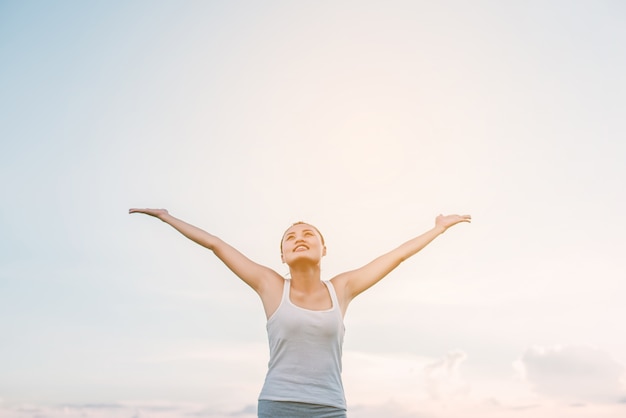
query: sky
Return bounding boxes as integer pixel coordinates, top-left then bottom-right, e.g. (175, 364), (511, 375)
(1, 0), (625, 417)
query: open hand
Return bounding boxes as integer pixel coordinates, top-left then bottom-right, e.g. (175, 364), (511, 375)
(129, 208), (169, 219)
(435, 214), (471, 231)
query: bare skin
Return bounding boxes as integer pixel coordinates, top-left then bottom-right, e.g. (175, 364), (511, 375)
(129, 208), (470, 318)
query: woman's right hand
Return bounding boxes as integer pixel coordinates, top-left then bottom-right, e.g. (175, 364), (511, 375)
(129, 208), (169, 219)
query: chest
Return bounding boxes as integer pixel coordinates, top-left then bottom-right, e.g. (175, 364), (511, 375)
(289, 284), (333, 311)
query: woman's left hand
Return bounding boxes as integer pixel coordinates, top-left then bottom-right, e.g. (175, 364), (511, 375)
(435, 214), (471, 231)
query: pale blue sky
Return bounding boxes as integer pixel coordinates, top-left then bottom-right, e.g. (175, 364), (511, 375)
(1, 1), (625, 417)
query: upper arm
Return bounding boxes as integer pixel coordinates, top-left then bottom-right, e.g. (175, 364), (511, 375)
(211, 238), (282, 293)
(333, 248), (406, 303)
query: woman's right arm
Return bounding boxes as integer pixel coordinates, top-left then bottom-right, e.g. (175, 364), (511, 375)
(129, 208), (278, 293)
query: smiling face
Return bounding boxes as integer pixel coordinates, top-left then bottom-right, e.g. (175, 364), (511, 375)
(280, 222), (327, 266)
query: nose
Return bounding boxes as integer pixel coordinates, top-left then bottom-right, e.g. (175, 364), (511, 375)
(294, 232), (310, 243)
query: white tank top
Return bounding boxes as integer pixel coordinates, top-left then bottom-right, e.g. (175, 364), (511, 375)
(258, 278), (346, 409)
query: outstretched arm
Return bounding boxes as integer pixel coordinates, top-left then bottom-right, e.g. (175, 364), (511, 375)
(129, 208), (279, 292)
(332, 214), (471, 303)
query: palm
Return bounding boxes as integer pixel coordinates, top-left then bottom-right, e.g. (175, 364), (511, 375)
(436, 214), (471, 230)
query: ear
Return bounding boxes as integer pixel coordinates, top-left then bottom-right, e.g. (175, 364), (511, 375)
(322, 245), (327, 257)
(281, 252), (285, 263)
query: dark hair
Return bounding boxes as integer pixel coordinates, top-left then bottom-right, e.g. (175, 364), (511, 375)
(280, 222), (326, 254)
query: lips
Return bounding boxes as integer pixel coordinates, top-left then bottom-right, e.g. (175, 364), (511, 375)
(294, 245), (309, 252)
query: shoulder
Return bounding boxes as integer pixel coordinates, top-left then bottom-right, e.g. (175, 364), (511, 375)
(257, 274), (286, 319)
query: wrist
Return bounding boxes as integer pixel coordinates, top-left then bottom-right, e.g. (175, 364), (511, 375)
(433, 225), (446, 235)
(158, 212), (173, 222)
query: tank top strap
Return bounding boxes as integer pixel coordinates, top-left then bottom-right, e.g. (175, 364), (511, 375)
(282, 278), (291, 302)
(323, 280), (340, 310)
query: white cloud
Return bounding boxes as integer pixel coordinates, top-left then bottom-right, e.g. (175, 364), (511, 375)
(516, 345), (626, 403)
(343, 349), (470, 408)
(423, 350), (470, 400)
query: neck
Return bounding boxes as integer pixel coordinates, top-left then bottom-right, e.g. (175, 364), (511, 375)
(288, 264), (322, 290)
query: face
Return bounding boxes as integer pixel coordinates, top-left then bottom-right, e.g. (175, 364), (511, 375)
(280, 223), (327, 265)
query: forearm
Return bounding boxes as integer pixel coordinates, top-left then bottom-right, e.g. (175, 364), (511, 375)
(397, 225), (446, 262)
(367, 226), (445, 276)
(158, 213), (221, 250)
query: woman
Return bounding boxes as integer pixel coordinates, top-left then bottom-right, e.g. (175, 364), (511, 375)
(129, 208), (471, 417)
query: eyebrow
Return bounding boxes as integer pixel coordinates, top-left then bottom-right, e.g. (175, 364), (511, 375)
(284, 229), (314, 238)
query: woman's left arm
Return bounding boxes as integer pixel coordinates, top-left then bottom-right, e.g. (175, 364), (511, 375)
(333, 214), (471, 303)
